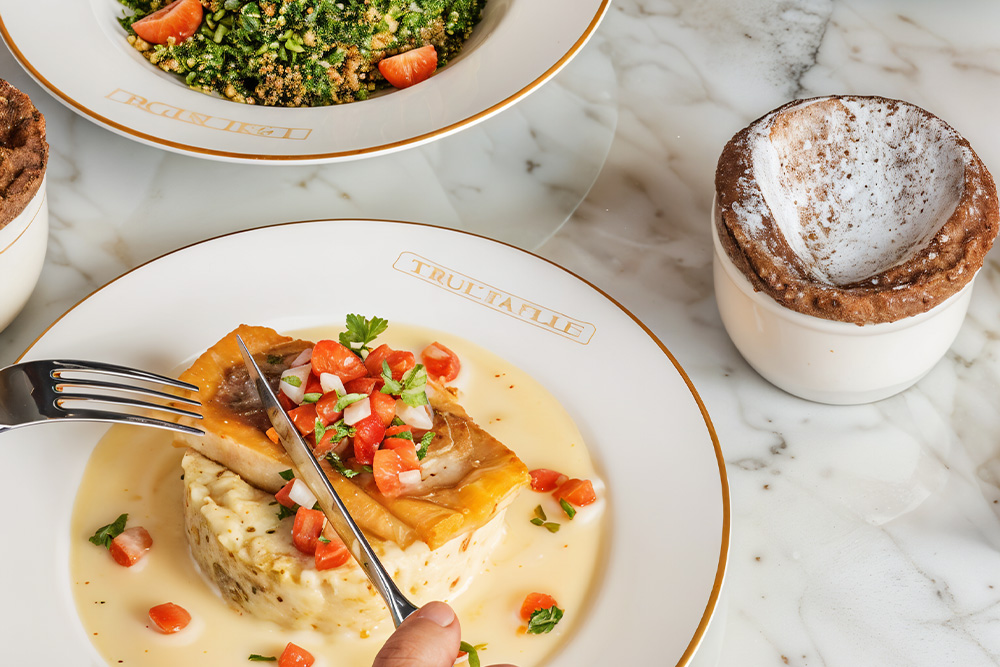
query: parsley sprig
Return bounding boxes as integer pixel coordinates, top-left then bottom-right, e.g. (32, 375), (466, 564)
(89, 514), (129, 549)
(381, 361), (429, 407)
(339, 314), (388, 356)
(527, 605), (564, 634)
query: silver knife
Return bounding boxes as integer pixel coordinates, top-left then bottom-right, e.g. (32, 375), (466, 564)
(236, 335), (419, 627)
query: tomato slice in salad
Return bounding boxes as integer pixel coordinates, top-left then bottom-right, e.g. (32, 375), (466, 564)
(378, 45), (438, 89)
(131, 0), (203, 46)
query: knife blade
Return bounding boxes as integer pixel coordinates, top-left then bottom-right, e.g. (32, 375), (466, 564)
(235, 334), (419, 627)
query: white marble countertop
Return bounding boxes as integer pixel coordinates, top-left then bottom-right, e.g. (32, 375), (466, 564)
(4, 1), (1000, 665)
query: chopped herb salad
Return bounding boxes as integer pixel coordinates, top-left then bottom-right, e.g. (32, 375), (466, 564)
(117, 0), (486, 106)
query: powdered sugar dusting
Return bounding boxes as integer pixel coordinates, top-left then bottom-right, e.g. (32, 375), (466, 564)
(750, 97), (967, 286)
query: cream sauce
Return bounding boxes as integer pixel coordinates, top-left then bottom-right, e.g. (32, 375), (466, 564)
(70, 324), (606, 666)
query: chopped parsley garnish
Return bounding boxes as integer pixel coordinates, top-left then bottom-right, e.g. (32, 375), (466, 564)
(559, 498), (577, 519)
(529, 505), (560, 533)
(89, 514), (128, 549)
(281, 375), (303, 388)
(325, 451), (360, 479)
(274, 503), (296, 520)
(301, 392), (322, 404)
(527, 605), (564, 634)
(248, 655), (276, 662)
(385, 427), (434, 460)
(459, 641), (487, 667)
(340, 314), (388, 355)
(278, 469), (295, 482)
(381, 362), (429, 407)
(266, 354), (283, 365)
(415, 432), (435, 460)
(334, 392), (368, 411)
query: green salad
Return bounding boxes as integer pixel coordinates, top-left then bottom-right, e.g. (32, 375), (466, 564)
(117, 0), (486, 106)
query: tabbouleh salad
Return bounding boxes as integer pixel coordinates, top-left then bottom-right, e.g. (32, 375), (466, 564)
(117, 0), (486, 106)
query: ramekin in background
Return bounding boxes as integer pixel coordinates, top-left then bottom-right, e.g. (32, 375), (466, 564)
(711, 203), (975, 405)
(0, 176), (48, 332)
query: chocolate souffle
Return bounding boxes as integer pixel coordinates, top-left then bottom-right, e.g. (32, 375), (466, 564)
(0, 79), (47, 229)
(715, 95), (999, 325)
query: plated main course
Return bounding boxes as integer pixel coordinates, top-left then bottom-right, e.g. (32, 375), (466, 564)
(72, 316), (605, 666)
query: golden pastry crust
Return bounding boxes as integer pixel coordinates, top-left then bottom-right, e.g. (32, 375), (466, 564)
(715, 95), (999, 325)
(0, 80), (47, 229)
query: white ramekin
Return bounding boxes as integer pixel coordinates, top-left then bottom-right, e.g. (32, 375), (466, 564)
(711, 203), (974, 405)
(0, 177), (48, 332)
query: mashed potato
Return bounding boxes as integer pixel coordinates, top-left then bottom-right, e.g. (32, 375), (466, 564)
(183, 450), (506, 634)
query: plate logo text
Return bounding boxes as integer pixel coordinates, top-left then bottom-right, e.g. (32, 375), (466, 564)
(106, 89), (312, 140)
(394, 252), (595, 344)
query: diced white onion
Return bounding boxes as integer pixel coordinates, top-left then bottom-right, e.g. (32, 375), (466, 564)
(291, 348), (313, 368)
(320, 372), (345, 395)
(398, 469), (422, 486)
(396, 401), (433, 430)
(287, 478), (317, 509)
(279, 364), (312, 404)
(344, 397), (371, 425)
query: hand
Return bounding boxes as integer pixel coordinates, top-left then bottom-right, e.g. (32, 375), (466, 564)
(372, 601), (519, 667)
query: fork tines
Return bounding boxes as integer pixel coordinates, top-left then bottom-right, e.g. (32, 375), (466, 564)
(48, 360), (204, 435)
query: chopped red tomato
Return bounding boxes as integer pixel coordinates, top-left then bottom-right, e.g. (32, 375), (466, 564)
(363, 344), (391, 376)
(378, 45), (438, 89)
(278, 391), (297, 412)
(373, 449), (412, 497)
(304, 373), (323, 396)
(382, 437), (421, 469)
(552, 478), (597, 507)
(279, 642), (315, 667)
(353, 413), (386, 465)
(315, 535), (351, 570)
(384, 424), (412, 438)
(131, 0), (203, 45)
(520, 592), (559, 622)
(288, 403), (318, 435)
(292, 507), (325, 555)
(148, 602), (191, 634)
(369, 391), (397, 426)
(109, 526), (153, 567)
(314, 392), (343, 424)
(420, 342), (461, 382)
(529, 468), (568, 492)
(275, 479), (297, 509)
(314, 427), (344, 457)
(265, 427), (280, 445)
(344, 377), (378, 395)
(311, 340), (367, 383)
(364, 344), (416, 380)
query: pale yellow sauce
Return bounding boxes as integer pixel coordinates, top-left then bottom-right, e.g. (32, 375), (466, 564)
(70, 324), (606, 666)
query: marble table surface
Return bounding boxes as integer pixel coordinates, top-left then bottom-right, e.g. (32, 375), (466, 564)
(4, 0), (1000, 665)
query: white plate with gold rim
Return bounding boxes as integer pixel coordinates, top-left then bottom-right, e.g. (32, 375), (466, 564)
(0, 0), (609, 164)
(0, 219), (728, 665)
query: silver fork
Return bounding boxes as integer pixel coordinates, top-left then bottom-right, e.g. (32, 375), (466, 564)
(0, 359), (204, 435)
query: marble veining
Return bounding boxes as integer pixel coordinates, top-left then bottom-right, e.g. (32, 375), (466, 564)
(4, 0), (1000, 665)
